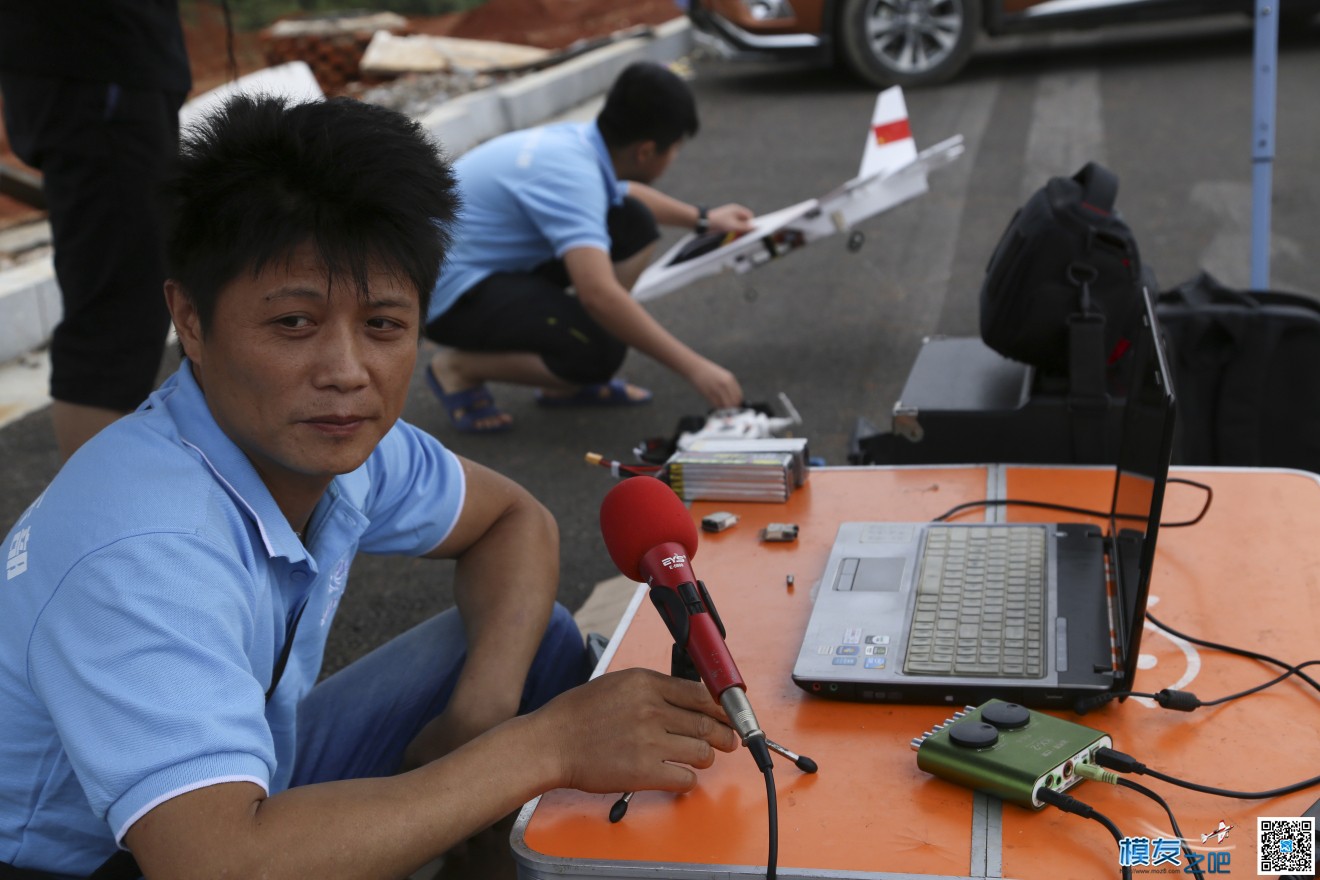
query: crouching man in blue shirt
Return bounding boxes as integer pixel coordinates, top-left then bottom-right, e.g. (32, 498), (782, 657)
(0, 95), (738, 879)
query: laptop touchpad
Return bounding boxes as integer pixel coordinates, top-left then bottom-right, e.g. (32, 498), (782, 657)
(835, 557), (907, 591)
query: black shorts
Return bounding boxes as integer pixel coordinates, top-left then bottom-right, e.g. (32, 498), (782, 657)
(425, 195), (659, 385)
(1, 73), (181, 411)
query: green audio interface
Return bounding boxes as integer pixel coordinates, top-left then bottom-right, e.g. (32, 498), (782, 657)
(912, 699), (1112, 809)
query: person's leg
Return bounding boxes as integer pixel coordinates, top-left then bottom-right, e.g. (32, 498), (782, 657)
(2, 75), (180, 460)
(523, 194), (658, 404)
(613, 242), (657, 292)
(423, 195), (659, 418)
(291, 603), (589, 786)
(429, 349), (574, 395)
(424, 272), (633, 426)
(606, 195), (660, 292)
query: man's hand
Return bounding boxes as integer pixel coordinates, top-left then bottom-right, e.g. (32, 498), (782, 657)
(534, 668), (740, 794)
(683, 356), (743, 410)
(707, 203), (755, 235)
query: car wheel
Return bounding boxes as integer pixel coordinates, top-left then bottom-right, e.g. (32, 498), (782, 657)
(836, 0), (980, 88)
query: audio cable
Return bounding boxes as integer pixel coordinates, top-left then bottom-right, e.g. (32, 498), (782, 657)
(931, 477), (1214, 528)
(1073, 658), (1320, 715)
(1034, 786), (1133, 880)
(1074, 763), (1205, 880)
(1094, 747), (1320, 800)
(748, 736), (779, 880)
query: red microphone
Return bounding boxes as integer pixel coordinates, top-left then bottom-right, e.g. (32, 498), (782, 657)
(600, 476), (767, 753)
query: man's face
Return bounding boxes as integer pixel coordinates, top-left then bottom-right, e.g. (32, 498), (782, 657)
(176, 245), (420, 506)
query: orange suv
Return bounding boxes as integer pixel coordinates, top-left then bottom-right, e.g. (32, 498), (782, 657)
(687, 0), (1314, 87)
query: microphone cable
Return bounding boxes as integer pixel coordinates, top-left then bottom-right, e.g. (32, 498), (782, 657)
(1035, 786), (1133, 880)
(930, 476), (1214, 528)
(1074, 763), (1205, 880)
(747, 736), (778, 880)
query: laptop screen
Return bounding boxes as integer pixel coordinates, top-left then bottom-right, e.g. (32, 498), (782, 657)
(1108, 287), (1177, 685)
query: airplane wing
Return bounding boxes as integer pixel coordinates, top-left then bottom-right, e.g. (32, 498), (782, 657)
(632, 199), (819, 303)
(630, 87), (963, 303)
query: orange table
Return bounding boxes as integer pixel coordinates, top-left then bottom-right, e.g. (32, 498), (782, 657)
(513, 466), (1320, 879)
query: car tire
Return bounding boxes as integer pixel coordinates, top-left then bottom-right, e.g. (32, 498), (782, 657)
(836, 0), (980, 88)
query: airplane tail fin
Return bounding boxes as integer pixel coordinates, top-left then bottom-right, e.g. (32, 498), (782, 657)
(857, 87), (918, 181)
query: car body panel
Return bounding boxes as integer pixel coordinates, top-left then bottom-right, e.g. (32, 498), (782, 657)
(688, 0), (1317, 85)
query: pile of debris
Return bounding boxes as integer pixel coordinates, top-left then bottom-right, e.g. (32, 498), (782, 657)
(257, 10), (576, 99)
(259, 11), (410, 95)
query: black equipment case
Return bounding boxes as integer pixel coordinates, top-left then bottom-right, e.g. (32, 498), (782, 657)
(1155, 272), (1320, 473)
(849, 334), (1128, 467)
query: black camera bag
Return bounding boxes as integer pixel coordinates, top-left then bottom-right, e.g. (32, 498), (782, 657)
(979, 162), (1145, 377)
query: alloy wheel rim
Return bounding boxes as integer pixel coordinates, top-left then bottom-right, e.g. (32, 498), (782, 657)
(863, 0), (965, 74)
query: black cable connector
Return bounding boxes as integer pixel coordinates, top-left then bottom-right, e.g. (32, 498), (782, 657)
(1154, 689), (1202, 711)
(1095, 746), (1320, 799)
(1094, 747), (1147, 775)
(1036, 787), (1133, 880)
(1036, 786), (1101, 818)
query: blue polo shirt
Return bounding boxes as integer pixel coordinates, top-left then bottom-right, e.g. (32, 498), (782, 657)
(428, 120), (627, 321)
(0, 361), (465, 874)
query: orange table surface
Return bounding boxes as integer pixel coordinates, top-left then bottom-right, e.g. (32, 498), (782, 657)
(516, 466), (1320, 879)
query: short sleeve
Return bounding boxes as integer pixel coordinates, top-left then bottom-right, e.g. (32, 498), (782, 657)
(28, 533), (276, 841)
(356, 420), (467, 556)
(518, 168), (612, 258)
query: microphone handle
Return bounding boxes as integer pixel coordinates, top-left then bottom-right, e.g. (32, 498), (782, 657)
(639, 542), (746, 699)
(720, 686), (765, 744)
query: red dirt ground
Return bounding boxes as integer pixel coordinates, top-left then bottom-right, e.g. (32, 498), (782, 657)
(0, 0), (682, 228)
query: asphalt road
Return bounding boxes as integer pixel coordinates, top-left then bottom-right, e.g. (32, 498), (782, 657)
(2, 16), (1318, 675)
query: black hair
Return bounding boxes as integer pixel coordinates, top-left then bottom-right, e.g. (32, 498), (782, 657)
(595, 62), (699, 152)
(165, 95), (459, 332)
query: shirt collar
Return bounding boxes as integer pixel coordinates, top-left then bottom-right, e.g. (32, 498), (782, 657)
(583, 121), (625, 206)
(148, 360), (312, 564)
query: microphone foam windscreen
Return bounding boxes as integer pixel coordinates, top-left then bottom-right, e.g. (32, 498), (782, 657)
(599, 476), (698, 581)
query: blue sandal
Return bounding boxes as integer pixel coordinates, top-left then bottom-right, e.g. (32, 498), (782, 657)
(425, 368), (513, 434)
(534, 378), (653, 408)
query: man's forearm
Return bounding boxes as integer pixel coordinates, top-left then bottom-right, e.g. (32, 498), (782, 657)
(446, 492), (560, 725)
(128, 714), (559, 880)
(565, 249), (703, 376)
(627, 181), (699, 228)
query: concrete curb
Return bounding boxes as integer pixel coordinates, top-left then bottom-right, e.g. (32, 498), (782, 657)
(0, 256), (60, 365)
(421, 17), (693, 156)
(0, 18), (694, 367)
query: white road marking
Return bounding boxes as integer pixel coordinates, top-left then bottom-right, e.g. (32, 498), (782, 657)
(1022, 65), (1105, 201)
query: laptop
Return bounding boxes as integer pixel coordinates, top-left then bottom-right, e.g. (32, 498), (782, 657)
(791, 287), (1177, 709)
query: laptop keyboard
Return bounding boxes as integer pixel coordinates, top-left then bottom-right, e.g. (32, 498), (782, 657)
(903, 525), (1047, 678)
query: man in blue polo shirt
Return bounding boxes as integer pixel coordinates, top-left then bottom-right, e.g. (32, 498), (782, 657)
(423, 61), (756, 433)
(0, 95), (738, 878)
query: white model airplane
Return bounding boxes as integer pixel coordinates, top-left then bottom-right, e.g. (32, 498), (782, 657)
(631, 87), (964, 303)
(674, 392), (803, 450)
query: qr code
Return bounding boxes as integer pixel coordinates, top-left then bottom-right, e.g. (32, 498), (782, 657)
(1259, 816), (1315, 876)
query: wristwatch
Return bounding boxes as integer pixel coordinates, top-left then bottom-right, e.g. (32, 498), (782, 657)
(694, 205), (709, 234)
